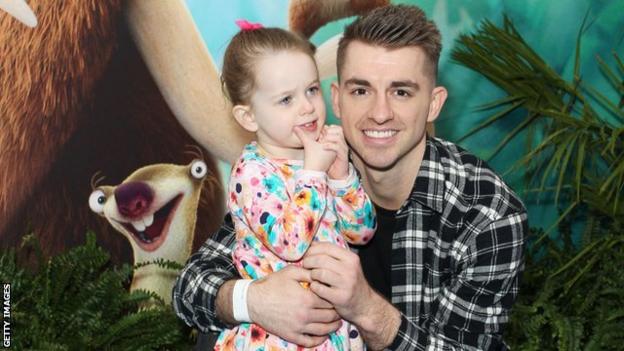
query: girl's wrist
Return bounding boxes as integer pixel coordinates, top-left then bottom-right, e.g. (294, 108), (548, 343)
(328, 169), (348, 180)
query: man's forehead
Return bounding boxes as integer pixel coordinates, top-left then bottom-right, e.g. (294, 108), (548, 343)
(340, 41), (429, 82)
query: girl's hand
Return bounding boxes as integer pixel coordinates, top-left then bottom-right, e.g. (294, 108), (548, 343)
(294, 127), (336, 173)
(319, 125), (349, 180)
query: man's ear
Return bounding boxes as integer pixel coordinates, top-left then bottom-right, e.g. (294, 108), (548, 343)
(330, 81), (341, 120)
(426, 86), (448, 123)
(232, 105), (258, 132)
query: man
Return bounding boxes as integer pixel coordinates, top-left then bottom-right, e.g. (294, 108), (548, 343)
(173, 4), (527, 350)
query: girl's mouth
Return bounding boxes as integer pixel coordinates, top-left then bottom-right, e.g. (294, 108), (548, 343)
(298, 120), (317, 132)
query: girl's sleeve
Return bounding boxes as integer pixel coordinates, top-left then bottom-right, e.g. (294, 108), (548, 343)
(229, 159), (328, 262)
(329, 164), (377, 245)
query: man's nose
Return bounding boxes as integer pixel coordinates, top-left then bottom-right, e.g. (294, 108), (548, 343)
(370, 94), (394, 123)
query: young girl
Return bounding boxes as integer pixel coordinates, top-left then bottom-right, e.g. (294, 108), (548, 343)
(215, 22), (376, 351)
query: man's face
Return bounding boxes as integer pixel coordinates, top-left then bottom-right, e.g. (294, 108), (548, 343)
(331, 41), (447, 171)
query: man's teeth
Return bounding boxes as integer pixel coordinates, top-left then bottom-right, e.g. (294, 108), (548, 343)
(364, 130), (397, 138)
(302, 121), (315, 127)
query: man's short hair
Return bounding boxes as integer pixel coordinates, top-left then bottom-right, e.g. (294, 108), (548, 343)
(336, 4), (442, 81)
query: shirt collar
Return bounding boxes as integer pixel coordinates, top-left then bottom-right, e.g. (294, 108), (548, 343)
(246, 141), (303, 167)
(405, 136), (446, 214)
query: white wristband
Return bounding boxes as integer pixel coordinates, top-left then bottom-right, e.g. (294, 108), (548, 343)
(232, 279), (252, 323)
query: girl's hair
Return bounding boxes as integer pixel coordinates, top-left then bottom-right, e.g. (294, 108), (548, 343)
(221, 27), (316, 105)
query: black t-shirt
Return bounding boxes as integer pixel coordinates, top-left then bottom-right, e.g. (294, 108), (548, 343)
(358, 205), (396, 301)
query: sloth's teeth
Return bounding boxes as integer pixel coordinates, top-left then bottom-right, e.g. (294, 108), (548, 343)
(131, 220), (146, 232)
(143, 214), (154, 227)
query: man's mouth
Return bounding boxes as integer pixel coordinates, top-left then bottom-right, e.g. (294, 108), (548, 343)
(119, 194), (183, 252)
(363, 129), (398, 139)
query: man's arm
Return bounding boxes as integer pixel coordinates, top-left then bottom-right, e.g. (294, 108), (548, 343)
(209, 263), (345, 347)
(304, 210), (528, 350)
(173, 214), (342, 344)
(302, 242), (403, 349)
(246, 266), (343, 347)
(172, 214), (238, 332)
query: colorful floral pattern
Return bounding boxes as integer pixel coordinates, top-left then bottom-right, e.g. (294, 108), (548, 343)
(215, 142), (376, 350)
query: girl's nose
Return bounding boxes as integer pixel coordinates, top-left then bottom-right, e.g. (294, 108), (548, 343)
(299, 96), (315, 115)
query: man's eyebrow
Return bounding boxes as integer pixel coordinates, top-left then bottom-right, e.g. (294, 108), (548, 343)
(343, 78), (420, 90)
(390, 80), (420, 90)
(343, 78), (371, 87)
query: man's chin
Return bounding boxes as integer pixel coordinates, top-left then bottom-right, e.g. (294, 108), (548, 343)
(352, 148), (400, 172)
(363, 159), (400, 172)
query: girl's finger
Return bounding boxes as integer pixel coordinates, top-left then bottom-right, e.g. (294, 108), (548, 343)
(323, 143), (348, 157)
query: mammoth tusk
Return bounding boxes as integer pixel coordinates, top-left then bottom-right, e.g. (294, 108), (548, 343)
(315, 33), (341, 81)
(125, 0), (253, 164)
(0, 0), (37, 27)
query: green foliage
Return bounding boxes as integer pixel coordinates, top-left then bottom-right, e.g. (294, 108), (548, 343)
(0, 232), (195, 350)
(507, 222), (624, 350)
(453, 16), (624, 219)
(452, 15), (624, 350)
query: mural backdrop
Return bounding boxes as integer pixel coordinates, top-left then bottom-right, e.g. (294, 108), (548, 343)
(188, 0), (624, 231)
(0, 0), (622, 258)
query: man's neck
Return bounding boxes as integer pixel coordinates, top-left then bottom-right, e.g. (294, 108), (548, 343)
(354, 143), (426, 210)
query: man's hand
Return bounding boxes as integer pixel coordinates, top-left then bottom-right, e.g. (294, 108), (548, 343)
(247, 265), (342, 347)
(294, 126), (336, 173)
(303, 242), (401, 350)
(319, 125), (349, 180)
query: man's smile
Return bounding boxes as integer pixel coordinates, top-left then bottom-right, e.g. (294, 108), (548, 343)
(363, 129), (398, 139)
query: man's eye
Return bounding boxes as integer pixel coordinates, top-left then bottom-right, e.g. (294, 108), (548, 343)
(279, 96), (292, 105)
(352, 88), (367, 96)
(395, 89), (411, 97)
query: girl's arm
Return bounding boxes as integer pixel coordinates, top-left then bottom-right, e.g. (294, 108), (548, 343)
(230, 158), (328, 261)
(329, 164), (376, 245)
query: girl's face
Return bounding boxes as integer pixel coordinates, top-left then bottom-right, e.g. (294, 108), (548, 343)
(248, 50), (326, 159)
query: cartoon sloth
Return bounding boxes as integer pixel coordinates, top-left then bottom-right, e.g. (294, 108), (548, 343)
(88, 157), (215, 304)
(0, 0), (388, 263)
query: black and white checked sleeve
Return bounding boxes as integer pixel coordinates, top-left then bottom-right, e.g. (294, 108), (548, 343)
(390, 210), (528, 350)
(172, 214), (238, 332)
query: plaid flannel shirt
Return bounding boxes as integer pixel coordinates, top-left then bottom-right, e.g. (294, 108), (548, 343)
(172, 136), (528, 350)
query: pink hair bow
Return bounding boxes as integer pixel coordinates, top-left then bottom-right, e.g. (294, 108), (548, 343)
(235, 19), (263, 31)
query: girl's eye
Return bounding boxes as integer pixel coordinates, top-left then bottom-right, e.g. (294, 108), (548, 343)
(306, 86), (320, 96)
(279, 96), (292, 105)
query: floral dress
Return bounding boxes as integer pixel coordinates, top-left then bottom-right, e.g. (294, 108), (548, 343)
(215, 142), (376, 351)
